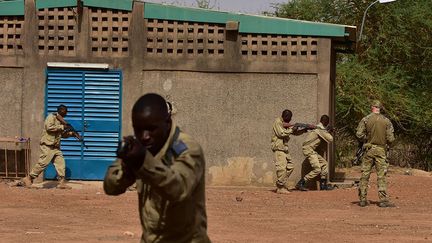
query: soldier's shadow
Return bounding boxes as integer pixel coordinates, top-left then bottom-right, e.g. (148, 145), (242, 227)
(350, 200), (380, 206)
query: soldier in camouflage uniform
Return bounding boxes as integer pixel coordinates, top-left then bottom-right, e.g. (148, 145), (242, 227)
(271, 110), (304, 194)
(104, 93), (210, 243)
(296, 115), (333, 191)
(20, 104), (73, 189)
(356, 100), (395, 207)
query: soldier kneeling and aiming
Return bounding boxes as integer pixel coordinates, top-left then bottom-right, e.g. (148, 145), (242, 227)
(296, 115), (334, 191)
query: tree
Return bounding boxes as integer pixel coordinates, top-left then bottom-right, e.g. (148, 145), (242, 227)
(195, 0), (217, 9)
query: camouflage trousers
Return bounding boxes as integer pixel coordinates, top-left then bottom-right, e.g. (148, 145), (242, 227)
(303, 152), (328, 182)
(273, 150), (294, 188)
(30, 144), (66, 178)
(358, 145), (389, 202)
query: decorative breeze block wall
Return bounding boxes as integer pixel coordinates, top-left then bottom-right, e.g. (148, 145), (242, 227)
(240, 34), (318, 61)
(90, 8), (131, 57)
(38, 8), (76, 56)
(145, 19), (225, 57)
(0, 16), (24, 55)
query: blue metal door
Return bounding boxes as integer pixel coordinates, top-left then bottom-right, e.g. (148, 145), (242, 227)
(44, 69), (122, 180)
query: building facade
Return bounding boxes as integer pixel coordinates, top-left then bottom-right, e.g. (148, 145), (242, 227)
(0, 0), (356, 186)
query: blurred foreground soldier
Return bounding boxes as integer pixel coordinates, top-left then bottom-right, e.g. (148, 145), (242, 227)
(296, 115), (334, 191)
(271, 109), (307, 194)
(20, 105), (73, 189)
(356, 100), (395, 207)
(104, 93), (210, 242)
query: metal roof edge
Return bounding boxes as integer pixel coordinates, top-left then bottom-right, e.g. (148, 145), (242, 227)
(36, 0), (76, 9)
(83, 0), (133, 11)
(143, 2), (356, 38)
(0, 0), (24, 16)
(35, 0), (133, 11)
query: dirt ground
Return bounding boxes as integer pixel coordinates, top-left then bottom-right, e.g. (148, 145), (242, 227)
(1, 167), (431, 243)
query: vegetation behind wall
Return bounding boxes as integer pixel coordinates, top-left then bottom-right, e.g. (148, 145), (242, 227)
(273, 0), (432, 171)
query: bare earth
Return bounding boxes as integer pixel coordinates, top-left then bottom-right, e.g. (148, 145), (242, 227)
(1, 168), (431, 243)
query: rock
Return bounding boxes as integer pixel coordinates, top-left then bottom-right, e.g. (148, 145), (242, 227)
(123, 231), (134, 237)
(235, 196), (243, 202)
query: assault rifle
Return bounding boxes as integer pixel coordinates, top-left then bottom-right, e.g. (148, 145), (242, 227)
(56, 114), (87, 148)
(352, 142), (365, 166)
(283, 122), (334, 132)
(283, 122), (316, 130)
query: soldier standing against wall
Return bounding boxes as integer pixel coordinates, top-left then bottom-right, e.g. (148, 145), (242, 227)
(20, 105), (73, 189)
(104, 93), (210, 242)
(296, 115), (334, 191)
(356, 100), (395, 207)
(271, 109), (304, 194)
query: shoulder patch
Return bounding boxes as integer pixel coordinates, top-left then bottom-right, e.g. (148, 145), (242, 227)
(172, 140), (188, 157)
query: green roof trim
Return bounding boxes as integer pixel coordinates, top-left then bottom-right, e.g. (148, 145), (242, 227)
(36, 0), (132, 11)
(83, 0), (132, 11)
(0, 0), (24, 16)
(144, 3), (350, 37)
(36, 0), (76, 9)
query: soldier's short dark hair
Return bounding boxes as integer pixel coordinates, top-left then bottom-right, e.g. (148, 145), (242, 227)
(133, 93), (169, 118)
(320, 115), (330, 124)
(282, 109), (292, 120)
(57, 104), (67, 112)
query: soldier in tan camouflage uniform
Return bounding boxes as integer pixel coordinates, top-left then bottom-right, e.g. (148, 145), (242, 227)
(296, 115), (334, 191)
(20, 104), (73, 189)
(104, 93), (210, 243)
(356, 100), (395, 207)
(271, 110), (305, 194)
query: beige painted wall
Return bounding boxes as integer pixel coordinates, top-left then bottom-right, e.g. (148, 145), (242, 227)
(0, 68), (23, 137)
(131, 71), (319, 186)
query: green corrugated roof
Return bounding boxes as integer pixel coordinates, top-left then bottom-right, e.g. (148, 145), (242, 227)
(36, 0), (76, 9)
(144, 3), (353, 37)
(36, 0), (133, 11)
(83, 0), (132, 11)
(0, 0), (355, 38)
(0, 0), (24, 16)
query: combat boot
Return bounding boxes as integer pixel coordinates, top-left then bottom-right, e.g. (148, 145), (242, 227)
(378, 201), (396, 208)
(319, 179), (334, 191)
(57, 177), (72, 189)
(358, 200), (369, 207)
(20, 175), (34, 188)
(296, 178), (308, 191)
(276, 187), (291, 194)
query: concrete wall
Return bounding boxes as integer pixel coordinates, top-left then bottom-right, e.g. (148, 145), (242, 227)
(0, 1), (339, 186)
(0, 68), (23, 137)
(137, 71), (318, 186)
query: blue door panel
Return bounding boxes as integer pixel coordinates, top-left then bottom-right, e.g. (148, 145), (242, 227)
(44, 69), (121, 180)
(80, 159), (114, 180)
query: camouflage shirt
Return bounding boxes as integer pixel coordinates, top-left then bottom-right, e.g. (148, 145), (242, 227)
(104, 122), (210, 243)
(356, 112), (395, 147)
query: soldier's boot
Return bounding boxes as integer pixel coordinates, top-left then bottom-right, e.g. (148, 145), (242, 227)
(276, 187), (291, 194)
(378, 200), (396, 208)
(20, 175), (34, 188)
(296, 178), (308, 191)
(319, 179), (334, 191)
(358, 200), (369, 207)
(56, 177), (72, 190)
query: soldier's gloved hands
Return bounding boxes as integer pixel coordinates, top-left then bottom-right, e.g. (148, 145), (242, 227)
(307, 124), (317, 130)
(117, 136), (147, 171)
(282, 122), (292, 129)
